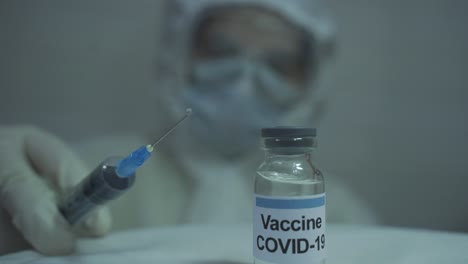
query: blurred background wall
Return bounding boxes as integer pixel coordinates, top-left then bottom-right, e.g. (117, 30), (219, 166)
(0, 0), (467, 232)
(319, 0), (468, 232)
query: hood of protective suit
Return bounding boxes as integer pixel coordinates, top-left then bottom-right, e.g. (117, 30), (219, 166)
(153, 0), (336, 160)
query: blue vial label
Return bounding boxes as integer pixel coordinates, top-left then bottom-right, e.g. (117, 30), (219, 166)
(253, 193), (326, 264)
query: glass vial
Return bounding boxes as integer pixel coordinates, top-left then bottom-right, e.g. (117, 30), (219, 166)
(253, 127), (326, 264)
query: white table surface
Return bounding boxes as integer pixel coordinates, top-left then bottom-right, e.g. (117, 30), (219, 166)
(1, 224), (467, 264)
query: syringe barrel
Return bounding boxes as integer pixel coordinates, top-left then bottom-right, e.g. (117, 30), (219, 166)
(59, 157), (136, 225)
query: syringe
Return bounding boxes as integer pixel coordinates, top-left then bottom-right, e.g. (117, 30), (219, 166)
(59, 109), (192, 225)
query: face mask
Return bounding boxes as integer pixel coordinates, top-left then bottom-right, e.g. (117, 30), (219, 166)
(181, 57), (304, 158)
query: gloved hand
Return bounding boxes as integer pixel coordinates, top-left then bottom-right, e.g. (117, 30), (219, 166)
(0, 125), (111, 256)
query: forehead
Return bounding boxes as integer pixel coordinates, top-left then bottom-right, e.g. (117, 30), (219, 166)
(194, 6), (305, 52)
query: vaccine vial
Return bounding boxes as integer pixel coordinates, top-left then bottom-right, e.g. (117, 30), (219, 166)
(253, 127), (326, 264)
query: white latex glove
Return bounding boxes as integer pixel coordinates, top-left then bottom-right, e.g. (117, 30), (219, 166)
(0, 125), (111, 256)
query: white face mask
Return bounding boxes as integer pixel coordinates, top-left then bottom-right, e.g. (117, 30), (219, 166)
(181, 57), (305, 158)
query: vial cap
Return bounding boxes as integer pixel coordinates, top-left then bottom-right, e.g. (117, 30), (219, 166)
(261, 127), (317, 138)
(261, 127), (317, 150)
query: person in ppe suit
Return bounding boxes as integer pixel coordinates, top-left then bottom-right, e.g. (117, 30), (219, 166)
(0, 0), (376, 256)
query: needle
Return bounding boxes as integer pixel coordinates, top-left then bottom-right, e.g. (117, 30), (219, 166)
(146, 108), (192, 152)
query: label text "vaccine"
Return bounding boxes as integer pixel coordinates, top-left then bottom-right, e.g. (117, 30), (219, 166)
(261, 214), (323, 232)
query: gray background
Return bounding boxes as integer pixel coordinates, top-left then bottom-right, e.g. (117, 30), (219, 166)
(0, 0), (467, 232)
